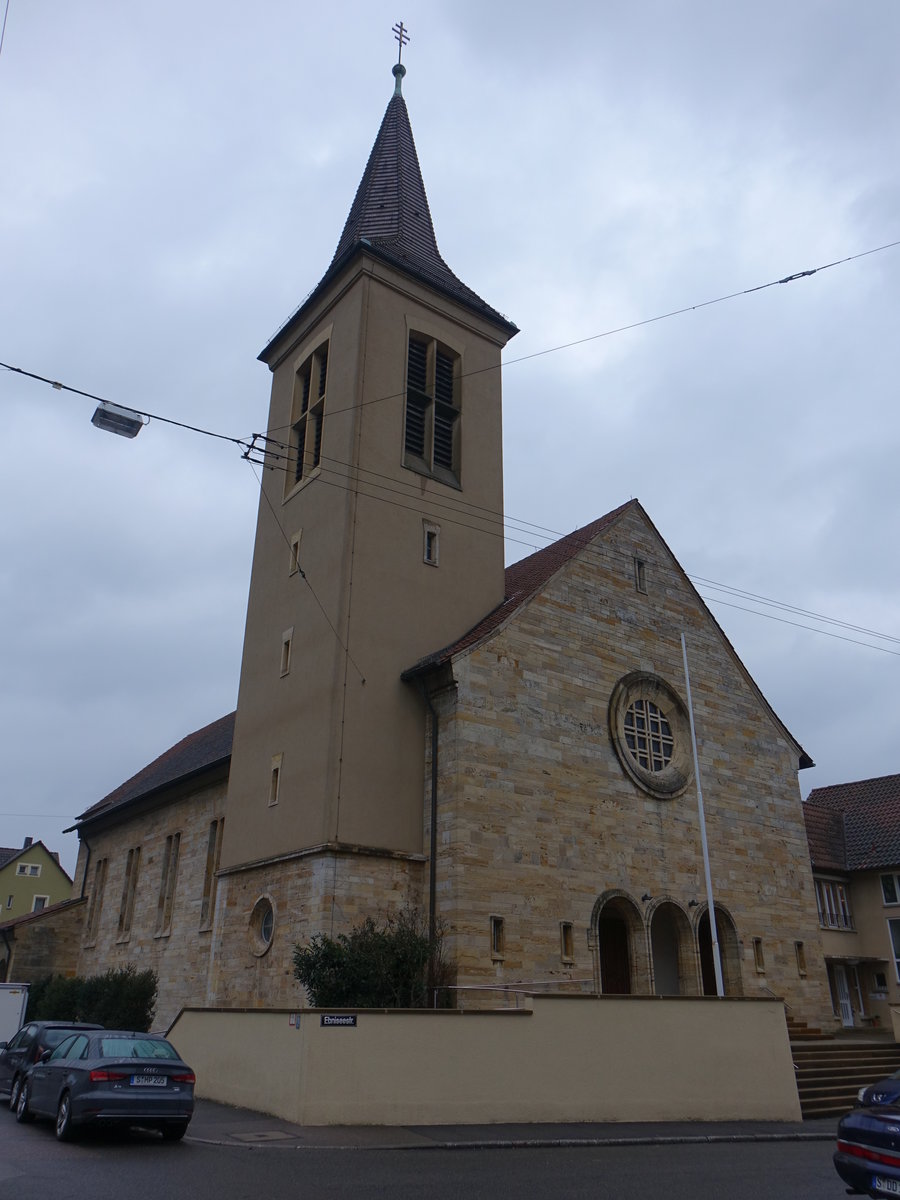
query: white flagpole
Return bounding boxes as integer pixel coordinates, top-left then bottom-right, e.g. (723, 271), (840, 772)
(681, 631), (724, 997)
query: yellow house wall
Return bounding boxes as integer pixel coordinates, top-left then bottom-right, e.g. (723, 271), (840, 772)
(169, 995), (801, 1125)
(0, 846), (72, 920)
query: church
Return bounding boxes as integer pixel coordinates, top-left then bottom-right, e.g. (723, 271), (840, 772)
(6, 56), (832, 1034)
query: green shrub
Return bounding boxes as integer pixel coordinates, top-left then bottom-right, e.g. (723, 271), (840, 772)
(293, 908), (452, 1008)
(24, 965), (157, 1030)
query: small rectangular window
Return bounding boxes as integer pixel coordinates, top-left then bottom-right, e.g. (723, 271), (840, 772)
(31, 896), (48, 913)
(634, 558), (647, 593)
(560, 921), (575, 963)
(875, 971), (889, 991)
(752, 937), (765, 974)
(280, 629), (293, 676)
(289, 531), (302, 575)
(795, 940), (807, 977)
(423, 522), (440, 566)
(269, 755), (283, 807)
(882, 874), (899, 905)
(490, 915), (505, 960)
(5, 896), (11, 909)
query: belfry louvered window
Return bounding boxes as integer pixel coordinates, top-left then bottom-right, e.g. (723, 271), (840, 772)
(404, 334), (460, 484)
(287, 341), (329, 494)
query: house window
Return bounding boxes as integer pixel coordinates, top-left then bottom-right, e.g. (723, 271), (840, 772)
(117, 846), (141, 940)
(5, 896), (11, 909)
(624, 699), (673, 772)
(155, 833), (181, 936)
(16, 863), (40, 878)
(269, 755), (283, 807)
(881, 873), (900, 905)
(875, 971), (889, 991)
(289, 530), (302, 575)
(560, 921), (575, 963)
(286, 342), (328, 494)
(815, 878), (854, 929)
(404, 334), (460, 486)
(490, 915), (505, 960)
(31, 896), (48, 913)
(634, 558), (647, 593)
(84, 857), (108, 945)
(280, 629), (293, 676)
(423, 521), (440, 566)
(795, 941), (807, 977)
(890, 920), (900, 984)
(200, 818), (224, 930)
(752, 937), (765, 974)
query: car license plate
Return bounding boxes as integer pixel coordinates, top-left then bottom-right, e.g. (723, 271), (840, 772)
(874, 1176), (900, 1196)
(131, 1075), (166, 1087)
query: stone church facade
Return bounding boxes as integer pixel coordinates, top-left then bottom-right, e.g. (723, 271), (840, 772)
(7, 61), (832, 1032)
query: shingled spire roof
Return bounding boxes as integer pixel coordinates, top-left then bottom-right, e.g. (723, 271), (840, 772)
(261, 64), (516, 359)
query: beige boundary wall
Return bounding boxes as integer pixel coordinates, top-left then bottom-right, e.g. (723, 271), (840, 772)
(168, 994), (801, 1125)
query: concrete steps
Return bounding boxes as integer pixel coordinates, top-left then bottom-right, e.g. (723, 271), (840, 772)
(793, 1038), (900, 1119)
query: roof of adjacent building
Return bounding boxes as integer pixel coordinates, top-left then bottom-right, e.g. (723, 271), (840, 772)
(72, 711), (235, 830)
(261, 69), (517, 359)
(804, 773), (900, 872)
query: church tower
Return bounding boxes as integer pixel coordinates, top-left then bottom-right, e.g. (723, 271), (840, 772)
(211, 54), (517, 1000)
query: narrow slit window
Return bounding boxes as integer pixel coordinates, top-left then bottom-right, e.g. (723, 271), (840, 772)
(490, 915), (505, 960)
(289, 531), (302, 575)
(560, 921), (575, 962)
(795, 940), (807, 977)
(280, 629), (293, 676)
(200, 818), (225, 930)
(423, 522), (440, 566)
(117, 846), (142, 939)
(752, 937), (765, 974)
(155, 833), (181, 936)
(84, 857), (108, 944)
(634, 558), (647, 593)
(269, 755), (283, 807)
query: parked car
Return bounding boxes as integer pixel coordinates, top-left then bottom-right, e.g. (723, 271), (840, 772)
(0, 1021), (103, 1112)
(859, 1071), (900, 1109)
(15, 1029), (195, 1141)
(834, 1105), (900, 1198)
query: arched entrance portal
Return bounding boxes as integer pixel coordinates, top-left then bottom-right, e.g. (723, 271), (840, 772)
(595, 895), (644, 995)
(650, 902), (695, 995)
(698, 906), (743, 996)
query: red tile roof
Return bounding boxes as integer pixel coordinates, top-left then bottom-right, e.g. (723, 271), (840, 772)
(804, 774), (900, 871)
(73, 712), (235, 829)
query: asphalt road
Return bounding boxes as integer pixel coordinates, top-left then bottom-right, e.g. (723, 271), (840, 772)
(0, 1111), (847, 1200)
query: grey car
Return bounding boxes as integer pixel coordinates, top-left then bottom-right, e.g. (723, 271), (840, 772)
(15, 1029), (195, 1141)
(0, 1021), (103, 1112)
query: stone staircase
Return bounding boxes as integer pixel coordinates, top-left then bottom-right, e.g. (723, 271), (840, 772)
(792, 1035), (900, 1119)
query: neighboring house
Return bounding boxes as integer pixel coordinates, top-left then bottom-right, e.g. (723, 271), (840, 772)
(804, 774), (900, 1030)
(4, 59), (834, 1034)
(0, 839), (71, 921)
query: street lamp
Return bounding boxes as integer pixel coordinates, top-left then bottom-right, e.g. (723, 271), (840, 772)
(90, 401), (147, 438)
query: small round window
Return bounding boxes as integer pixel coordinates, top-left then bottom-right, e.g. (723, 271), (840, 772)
(249, 896), (275, 957)
(609, 673), (692, 799)
(624, 699), (674, 772)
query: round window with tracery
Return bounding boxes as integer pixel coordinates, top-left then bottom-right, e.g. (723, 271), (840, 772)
(624, 699), (674, 772)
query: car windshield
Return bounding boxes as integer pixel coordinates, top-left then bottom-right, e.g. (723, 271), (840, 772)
(99, 1037), (180, 1060)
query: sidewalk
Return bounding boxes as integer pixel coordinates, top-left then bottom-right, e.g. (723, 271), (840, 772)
(186, 1098), (838, 1151)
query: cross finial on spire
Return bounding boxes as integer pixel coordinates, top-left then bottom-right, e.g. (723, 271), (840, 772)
(392, 21), (410, 63)
(391, 22), (409, 95)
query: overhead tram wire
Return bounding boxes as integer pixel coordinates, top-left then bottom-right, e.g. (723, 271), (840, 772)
(254, 237), (900, 442)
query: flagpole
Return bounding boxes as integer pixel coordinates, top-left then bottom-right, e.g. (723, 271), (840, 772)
(681, 631), (724, 997)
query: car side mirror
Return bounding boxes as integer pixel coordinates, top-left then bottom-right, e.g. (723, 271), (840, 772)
(39, 1049), (51, 1063)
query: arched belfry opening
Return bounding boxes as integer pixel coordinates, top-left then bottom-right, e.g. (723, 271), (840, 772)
(593, 893), (646, 995)
(649, 901), (696, 995)
(698, 906), (743, 996)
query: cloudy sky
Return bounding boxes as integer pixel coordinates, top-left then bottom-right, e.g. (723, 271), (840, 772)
(1, 1), (898, 877)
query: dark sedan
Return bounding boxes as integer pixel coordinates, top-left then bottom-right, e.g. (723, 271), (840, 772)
(0, 1021), (103, 1112)
(15, 1030), (194, 1141)
(835, 1105), (900, 1197)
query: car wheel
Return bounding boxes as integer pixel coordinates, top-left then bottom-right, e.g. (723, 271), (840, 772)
(55, 1091), (74, 1142)
(161, 1121), (189, 1142)
(9, 1075), (21, 1112)
(15, 1081), (33, 1124)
